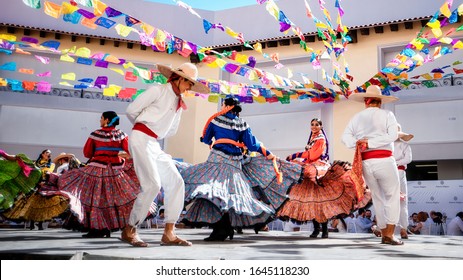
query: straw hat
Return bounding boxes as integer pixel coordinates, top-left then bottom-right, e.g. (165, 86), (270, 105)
(349, 85), (399, 104)
(397, 124), (414, 141)
(157, 63), (210, 93)
(53, 153), (75, 164)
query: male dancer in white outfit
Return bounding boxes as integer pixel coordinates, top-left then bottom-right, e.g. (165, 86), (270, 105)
(342, 85), (403, 245)
(394, 124), (414, 239)
(121, 63), (210, 247)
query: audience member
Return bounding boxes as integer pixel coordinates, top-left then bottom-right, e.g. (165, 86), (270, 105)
(365, 209), (373, 221)
(410, 211), (430, 235)
(53, 153), (75, 175)
(409, 213), (418, 229)
(446, 212), (463, 236)
(355, 208), (374, 233)
(430, 211), (444, 235)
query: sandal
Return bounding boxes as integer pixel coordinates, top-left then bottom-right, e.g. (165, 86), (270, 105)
(373, 230), (382, 237)
(119, 237), (148, 247)
(160, 235), (192, 246)
(381, 236), (404, 246)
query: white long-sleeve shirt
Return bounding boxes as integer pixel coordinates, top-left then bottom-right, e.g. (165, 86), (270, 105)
(447, 216), (463, 236)
(394, 139), (412, 167)
(342, 107), (398, 152)
(126, 83), (182, 140)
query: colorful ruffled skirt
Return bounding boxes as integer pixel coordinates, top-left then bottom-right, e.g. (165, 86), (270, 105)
(3, 173), (71, 222)
(0, 154), (42, 212)
(3, 192), (68, 222)
(180, 150), (302, 227)
(180, 150), (273, 227)
(58, 162), (142, 231)
(277, 161), (364, 223)
(242, 154), (302, 212)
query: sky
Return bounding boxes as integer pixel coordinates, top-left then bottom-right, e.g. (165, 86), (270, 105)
(145, 0), (259, 11)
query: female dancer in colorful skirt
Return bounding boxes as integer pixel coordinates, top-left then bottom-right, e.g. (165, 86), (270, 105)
(277, 118), (366, 238)
(179, 97), (302, 241)
(0, 149), (41, 212)
(2, 152), (77, 229)
(58, 111), (153, 238)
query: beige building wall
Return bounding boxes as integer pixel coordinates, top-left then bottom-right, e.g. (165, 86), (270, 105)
(172, 24), (442, 164)
(1, 22), (459, 164)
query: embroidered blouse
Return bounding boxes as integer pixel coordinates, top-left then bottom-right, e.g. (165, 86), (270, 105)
(83, 126), (128, 166)
(202, 112), (272, 157)
(287, 132), (326, 163)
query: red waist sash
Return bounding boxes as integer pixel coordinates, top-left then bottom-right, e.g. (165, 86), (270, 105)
(361, 150), (392, 160)
(398, 165), (406, 170)
(133, 123), (158, 139)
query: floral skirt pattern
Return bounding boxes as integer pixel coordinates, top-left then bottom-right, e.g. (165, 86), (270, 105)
(179, 149), (274, 227)
(58, 163), (141, 231)
(277, 161), (363, 223)
(0, 154), (42, 212)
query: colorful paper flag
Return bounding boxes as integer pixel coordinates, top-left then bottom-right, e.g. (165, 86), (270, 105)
(61, 72), (76, 81)
(44, 1), (62, 19)
(37, 81), (51, 92)
(124, 71), (138, 82)
(36, 71), (51, 77)
(34, 55), (50, 64)
(0, 62), (16, 71)
(18, 68), (34, 74)
(22, 0), (41, 9)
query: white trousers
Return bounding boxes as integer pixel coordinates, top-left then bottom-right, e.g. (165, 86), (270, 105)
(362, 157), (400, 229)
(128, 130), (185, 225)
(398, 170), (409, 229)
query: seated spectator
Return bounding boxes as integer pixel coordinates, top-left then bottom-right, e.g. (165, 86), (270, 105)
(153, 207), (165, 228)
(408, 212), (418, 231)
(430, 211), (444, 235)
(355, 208), (374, 233)
(447, 212), (463, 236)
(365, 209), (373, 221)
(430, 211), (443, 224)
(344, 213), (356, 233)
(410, 211), (430, 235)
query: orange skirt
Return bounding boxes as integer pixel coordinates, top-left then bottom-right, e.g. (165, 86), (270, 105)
(277, 161), (363, 223)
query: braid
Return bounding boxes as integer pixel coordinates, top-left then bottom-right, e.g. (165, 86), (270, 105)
(306, 131), (313, 145)
(320, 128), (330, 161)
(201, 106), (234, 140)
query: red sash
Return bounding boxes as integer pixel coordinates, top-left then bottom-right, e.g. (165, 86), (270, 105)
(133, 123), (158, 139)
(361, 150), (392, 160)
(398, 165), (406, 170)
